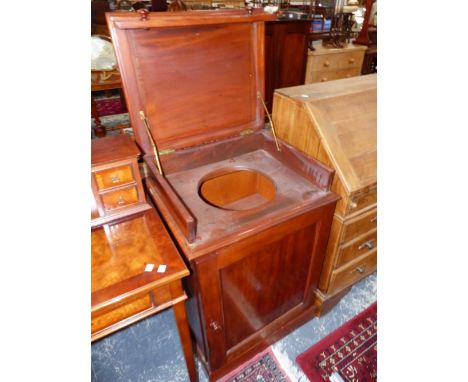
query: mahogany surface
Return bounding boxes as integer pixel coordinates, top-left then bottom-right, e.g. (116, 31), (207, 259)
(107, 10), (340, 380)
(91, 208), (197, 382)
(106, 10), (275, 155)
(265, 20), (310, 113)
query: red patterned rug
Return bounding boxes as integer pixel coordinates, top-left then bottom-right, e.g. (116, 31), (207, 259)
(296, 302), (377, 382)
(218, 347), (291, 382)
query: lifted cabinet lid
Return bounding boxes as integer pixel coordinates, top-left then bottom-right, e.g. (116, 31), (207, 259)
(106, 10), (275, 155)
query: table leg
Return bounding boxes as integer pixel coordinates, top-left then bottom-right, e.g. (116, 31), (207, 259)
(173, 300), (198, 382)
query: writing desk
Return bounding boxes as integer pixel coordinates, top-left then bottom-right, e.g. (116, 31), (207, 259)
(91, 208), (197, 381)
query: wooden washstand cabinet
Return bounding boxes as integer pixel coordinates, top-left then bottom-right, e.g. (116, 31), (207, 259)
(107, 9), (339, 380)
(272, 74), (377, 315)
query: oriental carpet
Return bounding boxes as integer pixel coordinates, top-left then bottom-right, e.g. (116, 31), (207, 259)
(296, 302), (377, 382)
(217, 347), (291, 382)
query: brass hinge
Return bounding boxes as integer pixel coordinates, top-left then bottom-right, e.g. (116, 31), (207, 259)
(240, 129), (254, 136)
(159, 148), (176, 156)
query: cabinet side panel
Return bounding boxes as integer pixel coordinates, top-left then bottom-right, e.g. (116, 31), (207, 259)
(277, 22), (309, 88)
(183, 272), (207, 363)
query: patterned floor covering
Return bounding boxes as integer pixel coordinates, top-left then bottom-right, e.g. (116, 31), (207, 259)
(296, 302), (377, 382)
(91, 273), (376, 382)
(218, 348), (290, 382)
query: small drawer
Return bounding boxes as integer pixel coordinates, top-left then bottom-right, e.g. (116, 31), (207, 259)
(336, 229), (377, 268)
(94, 164), (134, 190)
(336, 51), (365, 69)
(341, 208), (377, 243)
(328, 249), (376, 294)
(312, 54), (340, 71)
(91, 293), (152, 335)
(101, 186), (139, 211)
(347, 187), (377, 215)
(308, 67), (362, 84)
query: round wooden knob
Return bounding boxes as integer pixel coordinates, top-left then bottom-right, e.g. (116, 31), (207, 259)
(321, 77), (328, 82)
(323, 60), (330, 67)
(346, 74), (351, 78)
(349, 58), (355, 64)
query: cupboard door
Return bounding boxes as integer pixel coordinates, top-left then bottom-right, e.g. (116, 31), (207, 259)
(194, 206), (335, 369)
(219, 224), (315, 351)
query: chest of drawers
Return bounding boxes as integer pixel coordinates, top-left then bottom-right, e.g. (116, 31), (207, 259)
(305, 44), (367, 84)
(273, 74), (377, 315)
(91, 135), (151, 227)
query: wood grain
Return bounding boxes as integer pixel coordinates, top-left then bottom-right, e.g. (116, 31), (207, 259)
(108, 10), (339, 380)
(91, 135), (151, 228)
(107, 10), (274, 154)
(264, 20), (310, 112)
(273, 75), (377, 313)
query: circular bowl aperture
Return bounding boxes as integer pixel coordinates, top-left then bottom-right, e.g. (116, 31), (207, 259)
(198, 169), (276, 211)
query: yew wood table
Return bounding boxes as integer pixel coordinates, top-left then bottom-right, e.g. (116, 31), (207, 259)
(91, 208), (197, 382)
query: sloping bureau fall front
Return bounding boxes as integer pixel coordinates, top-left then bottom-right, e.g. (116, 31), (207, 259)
(273, 74), (377, 315)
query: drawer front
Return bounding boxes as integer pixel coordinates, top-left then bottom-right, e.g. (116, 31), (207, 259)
(91, 293), (152, 335)
(94, 164), (134, 190)
(341, 208), (377, 243)
(336, 51), (365, 69)
(347, 187), (377, 215)
(309, 51), (363, 71)
(309, 67), (362, 83)
(336, 229), (377, 268)
(101, 186), (139, 211)
(328, 249), (376, 294)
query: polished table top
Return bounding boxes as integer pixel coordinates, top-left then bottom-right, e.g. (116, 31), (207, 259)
(91, 208), (189, 316)
(91, 208), (197, 381)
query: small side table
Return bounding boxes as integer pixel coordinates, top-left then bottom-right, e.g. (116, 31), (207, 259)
(91, 209), (198, 382)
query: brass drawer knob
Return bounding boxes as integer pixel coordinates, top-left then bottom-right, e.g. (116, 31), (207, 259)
(358, 240), (375, 250)
(323, 60), (330, 67)
(349, 58), (355, 64)
(117, 195), (126, 205)
(209, 320), (222, 333)
(111, 175), (121, 183)
(356, 266), (365, 274)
